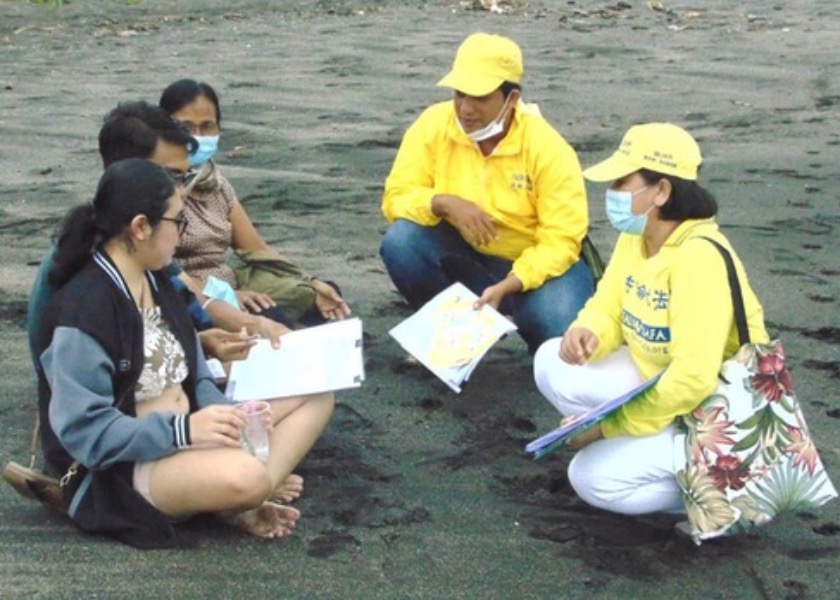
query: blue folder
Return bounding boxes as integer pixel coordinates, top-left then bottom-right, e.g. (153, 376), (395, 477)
(525, 372), (663, 459)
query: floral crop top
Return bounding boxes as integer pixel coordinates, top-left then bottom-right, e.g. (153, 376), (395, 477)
(135, 306), (188, 403)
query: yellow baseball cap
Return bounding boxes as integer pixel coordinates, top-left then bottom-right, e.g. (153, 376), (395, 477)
(583, 123), (703, 182)
(437, 33), (523, 97)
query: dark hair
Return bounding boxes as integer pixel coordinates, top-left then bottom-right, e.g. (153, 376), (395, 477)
(499, 81), (522, 98)
(49, 159), (176, 288)
(98, 101), (197, 168)
(159, 79), (221, 124)
(638, 168), (718, 221)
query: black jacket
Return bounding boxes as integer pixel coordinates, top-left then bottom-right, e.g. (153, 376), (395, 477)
(37, 250), (214, 548)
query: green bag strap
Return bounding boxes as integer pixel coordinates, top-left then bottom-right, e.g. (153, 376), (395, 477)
(580, 234), (606, 284)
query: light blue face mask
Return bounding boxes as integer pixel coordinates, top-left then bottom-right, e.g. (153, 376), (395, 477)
(189, 135), (219, 167)
(605, 186), (652, 235)
(203, 275), (239, 309)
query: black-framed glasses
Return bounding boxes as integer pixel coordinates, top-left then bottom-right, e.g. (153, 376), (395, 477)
(181, 121), (220, 136)
(166, 168), (197, 186)
(160, 215), (188, 235)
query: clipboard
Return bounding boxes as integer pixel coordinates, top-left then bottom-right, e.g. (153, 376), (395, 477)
(525, 372), (662, 459)
(225, 317), (365, 401)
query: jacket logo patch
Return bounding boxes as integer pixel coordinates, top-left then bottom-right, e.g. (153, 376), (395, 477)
(118, 359), (131, 372)
(509, 172), (532, 192)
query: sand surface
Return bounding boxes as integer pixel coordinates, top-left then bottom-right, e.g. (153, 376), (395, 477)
(1, 0), (839, 597)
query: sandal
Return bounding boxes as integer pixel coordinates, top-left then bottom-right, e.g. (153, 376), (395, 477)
(3, 461), (67, 514)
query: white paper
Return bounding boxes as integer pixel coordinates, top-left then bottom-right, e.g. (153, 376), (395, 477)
(225, 317), (365, 401)
(388, 283), (517, 393)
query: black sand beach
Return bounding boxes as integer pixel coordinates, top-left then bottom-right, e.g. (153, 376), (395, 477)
(1, 1), (839, 597)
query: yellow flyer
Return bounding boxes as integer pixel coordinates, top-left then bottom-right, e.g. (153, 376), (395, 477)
(389, 283), (517, 392)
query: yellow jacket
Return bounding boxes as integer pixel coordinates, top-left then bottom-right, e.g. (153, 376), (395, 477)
(382, 101), (588, 291)
(572, 219), (769, 438)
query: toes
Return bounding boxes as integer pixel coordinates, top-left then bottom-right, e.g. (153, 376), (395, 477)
(225, 502), (301, 539)
(263, 502), (300, 527)
(272, 503), (301, 522)
(262, 504), (299, 538)
(274, 491), (297, 504)
(285, 474), (304, 492)
(272, 475), (304, 505)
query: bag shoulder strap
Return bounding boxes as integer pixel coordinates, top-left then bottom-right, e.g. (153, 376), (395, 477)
(28, 412), (41, 469)
(699, 236), (750, 346)
(581, 234), (606, 284)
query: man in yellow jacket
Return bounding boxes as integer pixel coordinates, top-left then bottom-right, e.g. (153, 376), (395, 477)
(380, 33), (594, 352)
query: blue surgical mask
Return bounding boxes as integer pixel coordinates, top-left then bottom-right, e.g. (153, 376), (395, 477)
(605, 186), (652, 235)
(189, 135), (219, 167)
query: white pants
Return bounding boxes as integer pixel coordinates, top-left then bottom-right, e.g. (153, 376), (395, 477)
(533, 339), (685, 515)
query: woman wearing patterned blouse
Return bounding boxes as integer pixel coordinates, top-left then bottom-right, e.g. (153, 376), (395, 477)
(160, 79), (351, 327)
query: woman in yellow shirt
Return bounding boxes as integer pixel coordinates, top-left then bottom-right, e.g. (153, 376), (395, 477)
(533, 123), (768, 515)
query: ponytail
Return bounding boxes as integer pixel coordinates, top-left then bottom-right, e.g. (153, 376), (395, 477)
(47, 158), (176, 289)
(48, 204), (99, 289)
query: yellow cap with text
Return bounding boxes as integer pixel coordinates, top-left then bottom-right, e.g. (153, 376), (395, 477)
(583, 123), (703, 182)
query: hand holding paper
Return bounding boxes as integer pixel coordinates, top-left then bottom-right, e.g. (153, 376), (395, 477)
(225, 318), (365, 401)
(389, 283), (517, 393)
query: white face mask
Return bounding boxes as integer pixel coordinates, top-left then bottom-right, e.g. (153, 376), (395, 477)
(458, 95), (512, 142)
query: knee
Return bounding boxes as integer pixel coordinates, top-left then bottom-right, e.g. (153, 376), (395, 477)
(380, 220), (421, 264)
(222, 460), (273, 509)
(567, 449), (612, 512)
(533, 338), (563, 400)
(532, 337), (589, 414)
(515, 277), (592, 351)
(313, 392), (335, 418)
(314, 393), (336, 430)
(567, 277), (594, 323)
(284, 392), (335, 426)
(300, 391), (335, 413)
(515, 310), (558, 353)
(551, 260), (595, 326)
(568, 445), (663, 515)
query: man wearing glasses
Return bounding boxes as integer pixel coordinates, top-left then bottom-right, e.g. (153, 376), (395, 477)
(27, 101), (288, 380)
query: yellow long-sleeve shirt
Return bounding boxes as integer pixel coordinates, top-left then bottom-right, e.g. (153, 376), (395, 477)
(382, 101), (588, 291)
(572, 219), (769, 438)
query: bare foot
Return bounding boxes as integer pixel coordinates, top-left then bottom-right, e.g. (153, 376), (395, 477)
(224, 502), (301, 539)
(273, 473), (304, 504)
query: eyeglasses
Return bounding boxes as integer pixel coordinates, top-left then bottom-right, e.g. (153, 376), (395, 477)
(181, 121), (220, 136)
(166, 168), (197, 186)
(160, 215), (188, 235)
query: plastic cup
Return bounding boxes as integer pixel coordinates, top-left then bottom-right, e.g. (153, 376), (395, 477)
(237, 400), (271, 462)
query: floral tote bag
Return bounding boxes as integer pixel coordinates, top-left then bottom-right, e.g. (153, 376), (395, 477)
(676, 239), (837, 544)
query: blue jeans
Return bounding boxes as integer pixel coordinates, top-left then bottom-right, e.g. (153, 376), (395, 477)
(380, 219), (595, 352)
